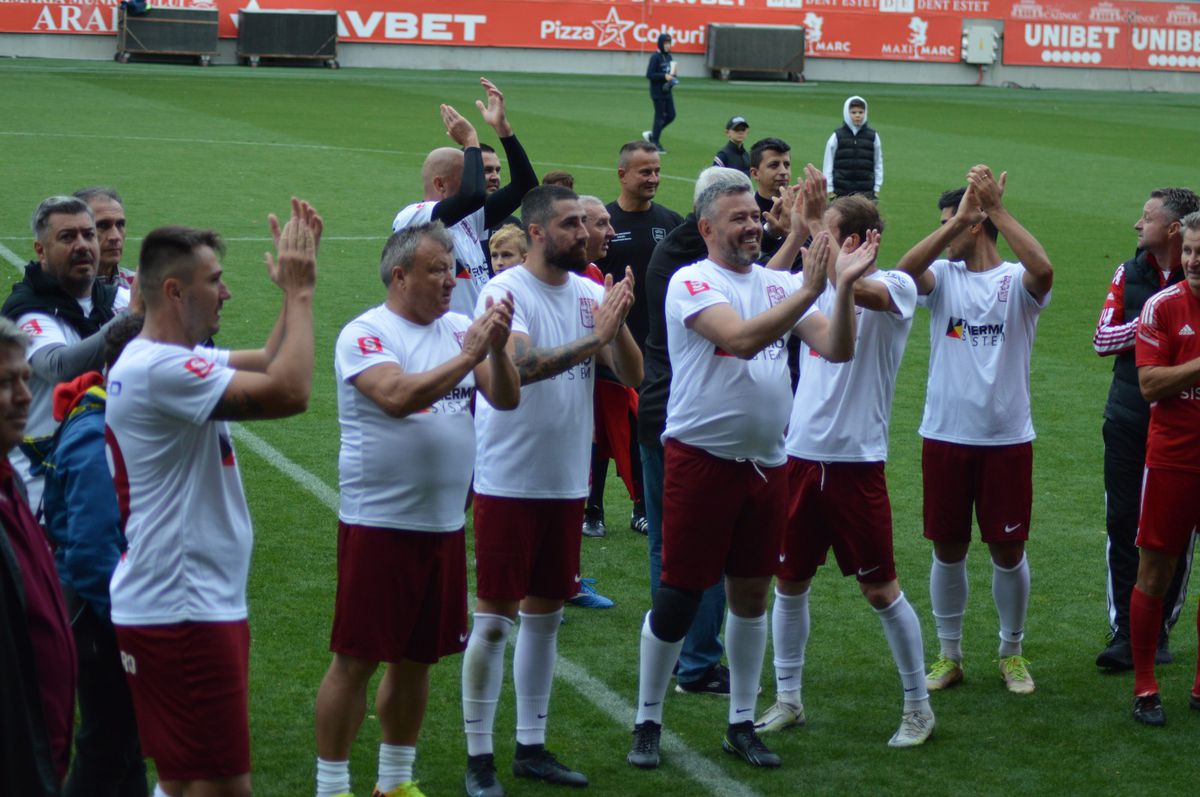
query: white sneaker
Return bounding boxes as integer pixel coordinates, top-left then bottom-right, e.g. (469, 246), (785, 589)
(641, 130), (653, 143)
(887, 707), (935, 748)
(999, 655), (1035, 695)
(925, 655), (964, 691)
(753, 700), (805, 734)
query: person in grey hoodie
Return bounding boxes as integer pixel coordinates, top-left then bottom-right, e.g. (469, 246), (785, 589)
(822, 95), (883, 201)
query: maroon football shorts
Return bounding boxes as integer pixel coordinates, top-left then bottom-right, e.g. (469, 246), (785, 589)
(922, 438), (1033, 544)
(779, 458), (897, 584)
(330, 522), (468, 663)
(115, 620), (250, 781)
(473, 493), (584, 601)
(659, 438), (787, 592)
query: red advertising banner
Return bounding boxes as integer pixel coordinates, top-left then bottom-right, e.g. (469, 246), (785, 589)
(1002, 1), (1200, 71)
(0, 0), (1197, 71)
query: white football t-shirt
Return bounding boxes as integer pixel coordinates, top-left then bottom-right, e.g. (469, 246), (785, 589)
(663, 259), (815, 467)
(336, 305), (476, 532)
(787, 269), (917, 462)
(106, 338), (249, 626)
(473, 266), (604, 499)
(392, 201), (489, 318)
(918, 259), (1049, 445)
(16, 311), (83, 440)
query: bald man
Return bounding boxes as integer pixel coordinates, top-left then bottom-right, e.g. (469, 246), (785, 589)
(393, 77), (537, 317)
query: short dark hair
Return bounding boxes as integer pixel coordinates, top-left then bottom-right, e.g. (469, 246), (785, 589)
(829, 195), (884, 243)
(542, 170), (575, 189)
(1149, 187), (1200, 222)
(104, 313), (144, 371)
(478, 143), (496, 154)
(379, 222), (453, 286)
(848, 98), (867, 110)
(138, 226), (225, 303)
(750, 138), (791, 170)
(938, 188), (998, 240)
(618, 140), (659, 169)
(72, 186), (124, 207)
(31, 195), (91, 240)
(522, 185), (579, 230)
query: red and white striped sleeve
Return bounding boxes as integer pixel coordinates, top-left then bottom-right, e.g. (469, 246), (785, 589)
(1093, 264), (1136, 356)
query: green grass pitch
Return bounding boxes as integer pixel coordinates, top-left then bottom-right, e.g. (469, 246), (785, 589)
(2, 58), (1200, 796)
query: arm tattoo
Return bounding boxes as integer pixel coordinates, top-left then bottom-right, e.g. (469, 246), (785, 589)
(211, 389), (268, 420)
(511, 334), (601, 386)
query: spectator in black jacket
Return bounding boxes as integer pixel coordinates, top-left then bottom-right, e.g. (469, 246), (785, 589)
(642, 34), (677, 154)
(713, 116), (750, 175)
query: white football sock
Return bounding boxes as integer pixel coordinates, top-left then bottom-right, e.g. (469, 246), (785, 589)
(154, 786), (172, 797)
(462, 613), (514, 756)
(377, 743), (415, 791)
(635, 611), (683, 726)
(874, 592), (929, 711)
(930, 554), (968, 661)
(726, 610), (768, 725)
(315, 757), (350, 797)
(771, 588), (809, 705)
(993, 554), (1030, 658)
(514, 609), (561, 746)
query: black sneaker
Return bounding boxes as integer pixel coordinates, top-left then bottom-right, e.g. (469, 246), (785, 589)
(627, 720), (662, 769)
(1096, 634), (1133, 671)
(1190, 692), (1200, 711)
(582, 512), (606, 538)
(1132, 693), (1166, 726)
(722, 720), (781, 768)
(512, 744), (588, 788)
(675, 663), (730, 697)
(630, 503), (649, 535)
(465, 753), (505, 797)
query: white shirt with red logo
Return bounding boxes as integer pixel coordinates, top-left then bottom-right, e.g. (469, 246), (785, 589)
(918, 260), (1049, 446)
(105, 338), (248, 626)
(1137, 283), (1200, 473)
(392, 202), (489, 318)
(335, 305), (476, 531)
(788, 270), (917, 462)
(473, 265), (605, 499)
(663, 259), (815, 466)
(16, 311), (83, 440)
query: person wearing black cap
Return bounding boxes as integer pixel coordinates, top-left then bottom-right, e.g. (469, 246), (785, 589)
(713, 117), (751, 175)
(642, 34), (677, 154)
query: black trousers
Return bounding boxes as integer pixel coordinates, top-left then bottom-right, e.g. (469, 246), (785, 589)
(1103, 417), (1193, 638)
(650, 94), (676, 146)
(63, 599), (147, 797)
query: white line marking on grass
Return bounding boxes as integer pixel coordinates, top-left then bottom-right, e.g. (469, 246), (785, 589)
(556, 656), (763, 797)
(0, 130), (696, 184)
(0, 240), (24, 268)
(229, 425), (340, 512)
(229, 429), (758, 797)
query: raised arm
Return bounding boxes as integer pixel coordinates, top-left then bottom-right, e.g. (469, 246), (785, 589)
(473, 294), (520, 410)
(212, 198), (317, 420)
(796, 231), (877, 362)
(690, 234), (831, 359)
(968, 166), (1053, 303)
(430, 104), (486, 227)
(510, 271), (635, 385)
(897, 184), (982, 295)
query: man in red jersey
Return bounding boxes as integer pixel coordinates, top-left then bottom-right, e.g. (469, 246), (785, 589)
(1129, 210), (1200, 725)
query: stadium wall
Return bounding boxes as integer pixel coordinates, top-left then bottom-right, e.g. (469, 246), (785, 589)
(2, 19), (1199, 92)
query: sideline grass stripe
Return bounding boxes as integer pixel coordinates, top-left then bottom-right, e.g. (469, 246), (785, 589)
(0, 240), (24, 269)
